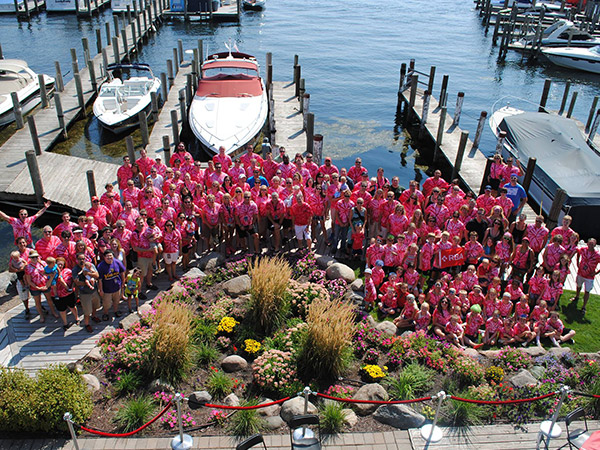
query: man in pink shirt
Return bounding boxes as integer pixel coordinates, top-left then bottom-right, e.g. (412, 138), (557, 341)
(303, 153), (319, 180)
(331, 189), (354, 255)
(131, 216), (157, 298)
(87, 196), (113, 230)
(213, 146), (233, 172)
(240, 143), (263, 168)
(476, 186), (496, 215)
(292, 155), (312, 182)
(422, 170), (450, 197)
(112, 220), (133, 262)
(103, 192), (123, 224)
(35, 225), (61, 260)
(117, 156), (133, 193)
(525, 215), (549, 255)
(136, 147), (155, 179)
(206, 162), (227, 188)
(0, 201), (51, 245)
(235, 192), (260, 254)
(52, 211), (78, 237)
(122, 180), (141, 209)
(169, 142), (193, 167)
(347, 157), (368, 183)
(318, 156), (339, 177)
(571, 238), (600, 314)
(290, 193), (313, 250)
(118, 201), (141, 231)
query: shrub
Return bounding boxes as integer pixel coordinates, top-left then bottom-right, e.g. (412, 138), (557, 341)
(114, 371), (143, 396)
(115, 396), (155, 432)
(443, 394), (485, 427)
(585, 376), (600, 418)
(148, 300), (194, 383)
(286, 279), (330, 318)
(98, 323), (153, 377)
(451, 356), (485, 387)
(0, 368), (36, 432)
(385, 363), (434, 400)
(201, 296), (235, 323)
(495, 347), (532, 371)
(485, 366), (505, 384)
(360, 364), (388, 383)
(263, 322), (308, 353)
(191, 318), (218, 343)
(195, 342), (219, 367)
(206, 368), (234, 400)
(319, 401), (346, 436)
(253, 349), (300, 396)
(228, 399), (264, 439)
(363, 348), (380, 365)
(248, 257), (292, 335)
(580, 359), (600, 384)
(291, 252), (318, 279)
(297, 297), (355, 381)
(324, 384), (355, 399)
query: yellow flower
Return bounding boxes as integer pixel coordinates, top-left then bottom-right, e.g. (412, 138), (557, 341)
(244, 339), (261, 354)
(362, 364), (387, 380)
(217, 316), (239, 334)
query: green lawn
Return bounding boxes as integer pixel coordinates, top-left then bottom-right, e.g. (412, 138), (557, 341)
(558, 290), (600, 353)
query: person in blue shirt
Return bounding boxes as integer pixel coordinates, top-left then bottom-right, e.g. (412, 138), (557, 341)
(247, 168), (269, 188)
(503, 174), (528, 220)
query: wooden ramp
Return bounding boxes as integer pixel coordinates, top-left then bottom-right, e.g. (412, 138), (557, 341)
(271, 80), (306, 156)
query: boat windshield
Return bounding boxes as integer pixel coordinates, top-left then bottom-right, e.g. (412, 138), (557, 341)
(100, 81), (151, 98)
(203, 66), (258, 79)
(557, 31), (593, 41)
(0, 69), (33, 95)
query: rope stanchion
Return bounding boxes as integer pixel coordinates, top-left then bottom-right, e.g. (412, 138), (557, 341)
(573, 391), (600, 399)
(202, 396), (291, 410)
(316, 392), (433, 405)
(79, 401), (173, 437)
(449, 391), (558, 405)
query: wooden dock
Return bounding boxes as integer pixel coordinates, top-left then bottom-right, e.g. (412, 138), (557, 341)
(162, 0), (240, 22)
(271, 80), (307, 156)
(0, 4), (164, 212)
(75, 0), (111, 16)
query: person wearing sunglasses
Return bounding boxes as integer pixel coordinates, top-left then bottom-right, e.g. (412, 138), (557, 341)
(0, 200), (51, 246)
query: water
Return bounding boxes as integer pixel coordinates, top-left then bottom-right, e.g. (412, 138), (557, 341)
(1, 0), (599, 265)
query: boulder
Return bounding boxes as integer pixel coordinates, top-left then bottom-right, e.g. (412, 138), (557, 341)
(280, 397), (318, 423)
(188, 391), (212, 409)
(463, 348), (481, 360)
(118, 313), (140, 331)
(479, 350), (501, 359)
(85, 347), (103, 362)
(375, 321), (397, 336)
(150, 379), (175, 392)
(366, 315), (377, 327)
(182, 267), (206, 279)
(523, 346), (546, 357)
(548, 347), (572, 358)
(82, 374), (100, 393)
(224, 393), (240, 407)
(221, 355), (248, 373)
(257, 398), (282, 417)
(198, 252), (225, 270)
(138, 303), (153, 315)
(316, 255), (337, 269)
(66, 362), (84, 373)
(0, 271), (17, 294)
(529, 366), (545, 380)
(342, 408), (358, 427)
(350, 292), (365, 305)
(264, 415), (285, 430)
(223, 275), (251, 297)
(326, 263), (356, 283)
(352, 383), (388, 416)
(510, 369), (539, 388)
(350, 279), (364, 292)
(373, 404), (425, 429)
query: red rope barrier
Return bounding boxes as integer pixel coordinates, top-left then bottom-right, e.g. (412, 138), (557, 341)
(449, 391), (557, 405)
(79, 401), (173, 437)
(204, 396), (291, 410)
(573, 391), (600, 399)
(316, 392), (433, 405)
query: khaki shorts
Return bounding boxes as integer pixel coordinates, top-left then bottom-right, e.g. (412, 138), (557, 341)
(137, 257), (154, 277)
(576, 275), (594, 292)
(79, 291), (101, 317)
(294, 224), (311, 240)
(102, 291), (121, 312)
(163, 252), (179, 265)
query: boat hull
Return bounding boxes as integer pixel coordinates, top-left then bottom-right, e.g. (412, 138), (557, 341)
(542, 49), (600, 74)
(242, 0), (264, 10)
(0, 75), (55, 127)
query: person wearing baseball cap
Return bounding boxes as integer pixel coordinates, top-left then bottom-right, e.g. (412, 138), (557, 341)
(463, 304), (484, 349)
(503, 173), (527, 220)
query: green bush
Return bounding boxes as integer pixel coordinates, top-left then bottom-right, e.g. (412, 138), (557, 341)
(115, 396), (155, 432)
(451, 356), (485, 387)
(228, 399), (265, 439)
(195, 342), (219, 367)
(319, 401), (346, 437)
(0, 365), (93, 434)
(385, 363), (434, 400)
(114, 372), (143, 396)
(191, 318), (217, 343)
(443, 394), (485, 427)
(205, 369), (234, 400)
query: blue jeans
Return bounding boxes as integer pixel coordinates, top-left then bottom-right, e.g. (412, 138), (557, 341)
(332, 224), (349, 252)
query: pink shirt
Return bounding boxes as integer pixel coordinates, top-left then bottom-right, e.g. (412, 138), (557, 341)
(202, 203), (221, 226)
(578, 247), (600, 279)
(35, 236), (61, 260)
(8, 216), (36, 245)
(236, 201), (258, 227)
(334, 199), (355, 226)
(25, 260), (48, 288)
(486, 317), (503, 335)
(526, 224), (549, 253)
(162, 229), (182, 253)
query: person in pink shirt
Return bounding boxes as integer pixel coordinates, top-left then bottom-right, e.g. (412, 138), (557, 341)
(0, 201), (51, 245)
(551, 215), (575, 244)
(102, 192), (122, 224)
(514, 295), (530, 318)
(24, 250), (57, 322)
(117, 155), (134, 192)
(35, 225), (61, 261)
(136, 147), (156, 179)
(476, 186), (497, 215)
(290, 193), (313, 250)
(154, 156), (167, 178)
(278, 155), (295, 181)
(52, 211), (78, 237)
(483, 309), (503, 346)
(100, 183), (120, 206)
(422, 170), (449, 197)
(487, 153), (506, 194)
(570, 238), (600, 314)
(542, 235), (565, 273)
(463, 304), (485, 348)
(524, 215), (549, 255)
(495, 187), (514, 219)
(308, 184), (327, 244)
(235, 192), (260, 254)
(228, 158), (245, 184)
(529, 300), (549, 325)
(139, 188), (161, 219)
(260, 151), (278, 181)
(162, 220), (182, 282)
(546, 310), (576, 347)
(331, 190), (354, 256)
(213, 146), (232, 172)
(169, 142), (193, 167)
(347, 157), (368, 183)
(131, 216), (158, 296)
(379, 191), (398, 237)
(200, 194), (221, 252)
(113, 220), (133, 264)
(86, 196), (113, 230)
(122, 179), (141, 209)
(540, 270), (563, 311)
(500, 157), (523, 185)
(240, 143), (263, 168)
(55, 230), (77, 269)
(318, 156), (339, 178)
(303, 153), (319, 180)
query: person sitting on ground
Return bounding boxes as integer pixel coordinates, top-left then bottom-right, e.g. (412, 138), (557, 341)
(378, 285), (398, 317)
(445, 314), (465, 348)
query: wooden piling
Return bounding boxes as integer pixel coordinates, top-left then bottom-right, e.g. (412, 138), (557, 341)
(427, 66), (436, 93)
(539, 79), (551, 112)
(399, 63), (407, 91)
(105, 22), (111, 49)
(160, 72), (168, 101)
(96, 29), (102, 54)
(126, 136), (136, 162)
(198, 39), (204, 72)
(472, 111), (488, 149)
(479, 158), (494, 194)
(74, 74), (86, 118)
(185, 74), (193, 106)
(588, 109), (600, 144)
(27, 116), (41, 156)
(306, 112), (314, 154)
(54, 94), (67, 140)
(566, 92), (578, 119)
(112, 37), (120, 64)
(167, 60), (174, 88)
(86, 170), (97, 201)
(170, 110), (179, 144)
(294, 64), (301, 97)
(298, 79), (305, 100)
(0, 43), (3, 59)
(70, 48), (79, 75)
(11, 92), (23, 129)
(151, 92), (159, 121)
(452, 92), (465, 127)
(88, 59), (98, 93)
(177, 39), (184, 65)
(25, 150), (44, 204)
(585, 96), (599, 132)
(102, 49), (109, 78)
(139, 112), (149, 147)
(121, 29), (128, 61)
(82, 38), (90, 65)
(547, 188), (567, 229)
(452, 131), (469, 180)
(522, 157), (537, 194)
(559, 82), (571, 115)
(439, 75), (449, 108)
(408, 75), (418, 110)
(434, 106), (447, 163)
(162, 135), (171, 164)
(178, 89), (186, 125)
(37, 74), (49, 109)
(421, 90), (431, 125)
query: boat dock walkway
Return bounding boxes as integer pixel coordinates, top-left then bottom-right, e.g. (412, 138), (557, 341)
(0, 4), (164, 212)
(271, 80), (307, 156)
(75, 0), (111, 16)
(162, 0), (240, 22)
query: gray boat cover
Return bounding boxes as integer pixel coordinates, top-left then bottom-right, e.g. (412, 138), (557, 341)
(498, 112), (600, 206)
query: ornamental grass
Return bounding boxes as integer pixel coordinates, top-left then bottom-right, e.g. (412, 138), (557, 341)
(297, 297), (355, 382)
(148, 300), (194, 383)
(248, 256), (292, 335)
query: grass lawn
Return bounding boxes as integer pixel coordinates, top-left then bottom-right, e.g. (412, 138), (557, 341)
(559, 290), (600, 353)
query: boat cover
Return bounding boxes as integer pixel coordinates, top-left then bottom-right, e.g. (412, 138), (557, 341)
(498, 112), (600, 206)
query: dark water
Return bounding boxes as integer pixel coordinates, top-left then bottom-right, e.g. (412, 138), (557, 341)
(1, 0), (600, 265)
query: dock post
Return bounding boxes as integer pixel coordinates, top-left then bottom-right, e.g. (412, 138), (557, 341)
(162, 135), (171, 165)
(55, 94), (67, 140)
(86, 170), (97, 202)
(37, 74), (49, 109)
(126, 136), (136, 164)
(70, 48), (79, 75)
(160, 72), (168, 100)
(25, 150), (44, 205)
(492, 11), (502, 45)
(101, 49), (109, 78)
(136, 12), (142, 45)
(74, 74), (87, 118)
(121, 29), (129, 61)
(96, 28), (102, 54)
(547, 189), (567, 229)
(539, 79), (551, 112)
(399, 63), (407, 91)
(472, 111), (488, 150)
(132, 16), (138, 46)
(172, 48), (179, 73)
(522, 157), (537, 194)
(178, 89), (186, 126)
(299, 79), (305, 101)
(198, 40), (204, 72)
(0, 43), (3, 59)
(587, 109), (600, 144)
(479, 158), (494, 194)
(143, 7), (148, 34)
(82, 38), (90, 65)
(452, 132), (469, 181)
(10, 92), (24, 129)
(294, 65), (301, 97)
(419, 90), (431, 140)
(113, 13), (120, 37)
(427, 66), (436, 94)
(306, 112), (314, 154)
(566, 91), (578, 118)
(177, 39), (184, 65)
(495, 130), (507, 155)
(439, 74), (449, 108)
(185, 74), (192, 106)
(167, 60), (174, 88)
(170, 110), (179, 144)
(105, 22), (111, 49)
(303, 94), (310, 129)
(112, 37), (120, 64)
(267, 64), (273, 90)
(87, 59), (98, 93)
(151, 92), (159, 121)
(27, 116), (41, 156)
(434, 106), (447, 163)
(585, 96), (599, 132)
(192, 49), (198, 87)
(139, 111), (149, 147)
(559, 82), (571, 115)
(452, 92), (465, 127)
(127, 4), (132, 24)
(85, 0), (91, 16)
(408, 75), (418, 110)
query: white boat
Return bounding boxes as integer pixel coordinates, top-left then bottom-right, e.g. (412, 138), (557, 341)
(0, 59), (55, 127)
(111, 0), (133, 13)
(542, 45), (600, 74)
(93, 63), (161, 134)
(513, 20), (600, 49)
(242, 0), (264, 10)
(188, 51), (268, 155)
(489, 104), (600, 239)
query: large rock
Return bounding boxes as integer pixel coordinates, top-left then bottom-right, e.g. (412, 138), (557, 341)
(548, 347), (572, 358)
(138, 303), (153, 315)
(523, 346), (546, 357)
(352, 383), (388, 416)
(480, 350), (501, 359)
(316, 255), (337, 269)
(366, 315), (377, 327)
(224, 393), (240, 407)
(373, 404), (425, 429)
(118, 313), (140, 330)
(221, 355), (248, 372)
(150, 379), (175, 392)
(182, 267), (206, 279)
(326, 263), (356, 283)
(350, 279), (364, 292)
(66, 362), (83, 373)
(375, 321), (397, 336)
(223, 275), (251, 297)
(350, 292), (365, 305)
(264, 415), (285, 430)
(198, 252), (225, 270)
(529, 366), (545, 380)
(280, 397), (318, 423)
(464, 348), (481, 360)
(82, 374), (100, 393)
(188, 391), (212, 409)
(510, 369), (539, 388)
(342, 408), (358, 427)
(85, 347), (103, 362)
(257, 398), (282, 417)
(0, 271), (17, 294)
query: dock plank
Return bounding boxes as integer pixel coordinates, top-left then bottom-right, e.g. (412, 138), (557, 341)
(272, 81), (306, 156)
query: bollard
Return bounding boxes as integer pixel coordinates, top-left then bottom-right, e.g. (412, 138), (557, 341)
(313, 134), (323, 165)
(522, 157), (537, 193)
(585, 96), (599, 131)
(434, 106), (447, 163)
(399, 63), (407, 91)
(171, 110), (179, 144)
(472, 111), (488, 149)
(408, 74), (418, 110)
(37, 74), (49, 108)
(177, 39), (184, 65)
(302, 94), (310, 128)
(54, 61), (64, 92)
(420, 391), (446, 443)
(185, 74), (192, 106)
(113, 14), (120, 37)
(160, 72), (168, 101)
(25, 150), (44, 204)
(88, 59), (97, 93)
(105, 22), (111, 49)
(539, 79), (551, 112)
(559, 81), (571, 115)
(173, 48), (179, 73)
(171, 393), (193, 450)
(151, 91), (159, 121)
(178, 89), (186, 125)
(112, 36), (120, 64)
(74, 74), (86, 118)
(0, 43), (3, 59)
(421, 90), (431, 126)
(298, 78), (305, 100)
(11, 92), (24, 129)
(95, 28), (102, 54)
(82, 37), (90, 65)
(121, 29), (128, 61)
(102, 48), (109, 78)
(587, 109), (600, 144)
(452, 92), (465, 127)
(63, 413), (80, 450)
(86, 170), (97, 201)
(261, 137), (271, 159)
(167, 60), (174, 88)
(55, 94), (67, 140)
(427, 65), (436, 93)
(126, 135), (136, 162)
(537, 386), (569, 449)
(566, 91), (578, 119)
(163, 135), (171, 165)
(306, 113), (314, 154)
(131, 17), (138, 48)
(294, 65), (301, 97)
(139, 111), (149, 147)
(452, 131), (469, 180)
(27, 116), (41, 156)
(495, 130), (507, 154)
(439, 74), (449, 108)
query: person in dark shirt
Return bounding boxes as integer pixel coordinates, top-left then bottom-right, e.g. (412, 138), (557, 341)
(466, 208), (489, 243)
